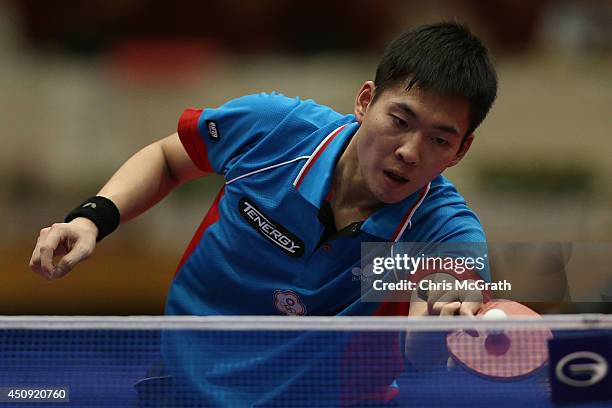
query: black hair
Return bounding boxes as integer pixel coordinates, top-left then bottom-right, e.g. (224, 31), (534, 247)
(373, 22), (498, 138)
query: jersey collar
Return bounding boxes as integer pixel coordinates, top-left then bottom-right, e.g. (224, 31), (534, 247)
(292, 122), (432, 242)
(292, 123), (357, 208)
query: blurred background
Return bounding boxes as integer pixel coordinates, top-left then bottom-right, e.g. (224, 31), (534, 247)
(1, 0), (611, 315)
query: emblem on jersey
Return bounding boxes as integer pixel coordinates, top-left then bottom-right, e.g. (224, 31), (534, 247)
(205, 120), (220, 141)
(239, 198), (305, 258)
(274, 290), (306, 316)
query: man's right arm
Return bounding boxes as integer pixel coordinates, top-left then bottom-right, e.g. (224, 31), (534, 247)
(29, 133), (207, 279)
(97, 132), (207, 224)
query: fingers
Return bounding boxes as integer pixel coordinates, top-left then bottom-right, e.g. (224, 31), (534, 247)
(422, 273), (458, 304)
(39, 226), (64, 277)
(459, 301), (482, 317)
(438, 301), (462, 316)
(459, 301), (482, 337)
(429, 291), (462, 315)
(429, 299), (482, 317)
(414, 272), (485, 318)
(54, 243), (92, 278)
(29, 222), (96, 280)
(30, 227), (51, 279)
(426, 285), (483, 316)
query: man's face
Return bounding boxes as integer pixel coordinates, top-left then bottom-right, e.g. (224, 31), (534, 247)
(353, 81), (474, 204)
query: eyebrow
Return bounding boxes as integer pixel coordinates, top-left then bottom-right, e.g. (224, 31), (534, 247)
(391, 102), (460, 136)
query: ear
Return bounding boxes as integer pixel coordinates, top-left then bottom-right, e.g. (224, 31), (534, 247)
(447, 133), (475, 168)
(354, 81), (375, 124)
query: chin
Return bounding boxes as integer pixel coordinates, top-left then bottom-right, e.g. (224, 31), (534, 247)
(375, 191), (406, 205)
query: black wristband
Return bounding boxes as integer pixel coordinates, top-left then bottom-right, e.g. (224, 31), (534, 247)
(64, 196), (120, 242)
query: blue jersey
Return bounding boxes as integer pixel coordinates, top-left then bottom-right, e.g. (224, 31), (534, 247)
(161, 92), (489, 406)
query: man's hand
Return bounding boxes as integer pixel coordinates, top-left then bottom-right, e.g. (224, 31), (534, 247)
(409, 272), (484, 317)
(29, 218), (98, 280)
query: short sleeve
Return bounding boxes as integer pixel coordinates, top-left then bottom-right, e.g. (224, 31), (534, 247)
(177, 92), (301, 175)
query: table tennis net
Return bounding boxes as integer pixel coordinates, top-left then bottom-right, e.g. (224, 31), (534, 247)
(0, 315), (610, 408)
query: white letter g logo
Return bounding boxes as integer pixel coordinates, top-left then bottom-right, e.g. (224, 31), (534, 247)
(556, 351), (608, 387)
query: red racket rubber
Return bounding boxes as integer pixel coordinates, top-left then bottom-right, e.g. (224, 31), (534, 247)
(446, 300), (553, 379)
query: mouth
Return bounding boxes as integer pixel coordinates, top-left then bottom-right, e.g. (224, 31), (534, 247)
(383, 170), (410, 184)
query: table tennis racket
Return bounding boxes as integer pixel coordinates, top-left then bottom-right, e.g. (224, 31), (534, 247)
(446, 299), (553, 379)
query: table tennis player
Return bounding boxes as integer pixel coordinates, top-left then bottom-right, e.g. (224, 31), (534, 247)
(30, 22), (498, 406)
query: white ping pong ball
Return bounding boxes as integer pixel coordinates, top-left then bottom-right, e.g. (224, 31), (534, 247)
(482, 308), (507, 320)
(482, 308), (507, 336)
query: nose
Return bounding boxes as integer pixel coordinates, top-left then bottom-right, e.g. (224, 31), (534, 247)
(395, 134), (421, 165)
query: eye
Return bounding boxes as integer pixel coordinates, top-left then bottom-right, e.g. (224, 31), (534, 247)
(392, 115), (409, 130)
(432, 137), (449, 146)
